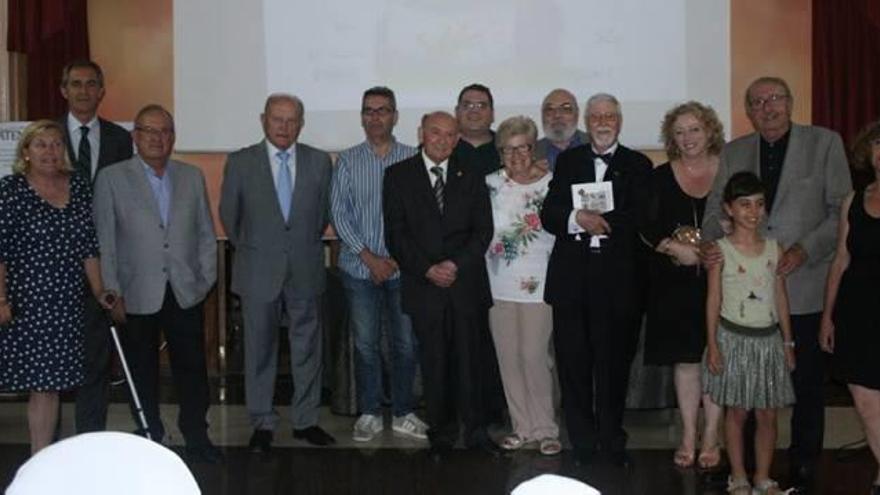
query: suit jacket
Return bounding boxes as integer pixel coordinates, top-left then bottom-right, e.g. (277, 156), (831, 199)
(702, 123), (851, 314)
(383, 153), (493, 318)
(540, 144), (653, 306)
(59, 116), (134, 182)
(93, 157), (217, 314)
(219, 140), (332, 302)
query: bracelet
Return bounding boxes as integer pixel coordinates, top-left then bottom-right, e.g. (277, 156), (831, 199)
(783, 340), (795, 348)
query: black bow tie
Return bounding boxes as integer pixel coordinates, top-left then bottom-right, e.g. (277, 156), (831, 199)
(594, 152), (613, 164)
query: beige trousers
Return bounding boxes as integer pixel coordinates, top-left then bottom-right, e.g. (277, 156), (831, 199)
(488, 299), (559, 440)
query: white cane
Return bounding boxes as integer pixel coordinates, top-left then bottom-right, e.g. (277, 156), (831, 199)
(109, 324), (152, 441)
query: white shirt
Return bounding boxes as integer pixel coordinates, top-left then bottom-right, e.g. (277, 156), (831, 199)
(265, 141), (296, 193)
(422, 150), (448, 187)
(66, 113), (100, 178)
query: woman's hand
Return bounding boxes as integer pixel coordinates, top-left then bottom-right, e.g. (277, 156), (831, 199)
(707, 346), (723, 375)
(819, 317), (835, 353)
(784, 346), (796, 371)
(665, 240), (700, 266)
(0, 300), (11, 326)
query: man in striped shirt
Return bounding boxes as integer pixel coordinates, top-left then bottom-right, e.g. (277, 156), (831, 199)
(330, 87), (428, 443)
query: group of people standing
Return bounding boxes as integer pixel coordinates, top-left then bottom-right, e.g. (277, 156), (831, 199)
(1, 58), (879, 495)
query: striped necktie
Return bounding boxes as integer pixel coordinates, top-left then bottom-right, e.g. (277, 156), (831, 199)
(430, 166), (444, 212)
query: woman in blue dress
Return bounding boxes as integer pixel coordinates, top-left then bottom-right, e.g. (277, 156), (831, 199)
(0, 120), (114, 454)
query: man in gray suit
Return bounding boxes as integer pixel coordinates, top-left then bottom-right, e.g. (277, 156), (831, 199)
(534, 88), (588, 171)
(93, 104), (221, 463)
(702, 76), (851, 491)
(219, 94), (335, 451)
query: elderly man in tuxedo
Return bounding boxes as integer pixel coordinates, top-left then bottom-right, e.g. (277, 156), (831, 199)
(383, 111), (498, 458)
(540, 93), (653, 468)
(702, 76), (851, 491)
(220, 93), (335, 452)
(93, 104), (220, 463)
(59, 59), (133, 433)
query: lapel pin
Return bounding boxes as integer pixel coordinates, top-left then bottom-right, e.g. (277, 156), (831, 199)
(457, 171), (463, 177)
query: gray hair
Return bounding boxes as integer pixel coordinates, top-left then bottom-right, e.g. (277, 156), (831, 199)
(495, 115), (538, 151)
(264, 93), (305, 121)
(586, 93), (622, 116)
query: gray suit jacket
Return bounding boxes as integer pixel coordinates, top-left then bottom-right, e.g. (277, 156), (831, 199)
(219, 140), (332, 302)
(93, 157), (217, 314)
(702, 123), (851, 314)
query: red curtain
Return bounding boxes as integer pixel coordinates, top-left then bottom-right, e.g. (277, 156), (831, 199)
(813, 0), (880, 148)
(7, 0), (90, 120)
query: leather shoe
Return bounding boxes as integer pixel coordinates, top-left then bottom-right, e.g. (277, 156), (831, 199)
(293, 426), (336, 446)
(248, 429), (273, 454)
(608, 449), (634, 469)
(185, 443), (225, 464)
(788, 462), (815, 493)
(466, 436), (503, 458)
(573, 447), (596, 467)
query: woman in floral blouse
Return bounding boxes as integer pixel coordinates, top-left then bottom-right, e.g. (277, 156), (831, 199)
(485, 116), (560, 455)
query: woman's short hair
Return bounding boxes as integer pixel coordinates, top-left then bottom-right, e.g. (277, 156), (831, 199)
(660, 101), (725, 160)
(13, 120), (73, 175)
(723, 171), (765, 204)
(495, 115), (538, 153)
(851, 120), (880, 172)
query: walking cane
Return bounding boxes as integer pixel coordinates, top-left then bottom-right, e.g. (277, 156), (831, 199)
(108, 321), (152, 441)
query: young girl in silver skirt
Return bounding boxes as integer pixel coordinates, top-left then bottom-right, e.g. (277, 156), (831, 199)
(703, 172), (796, 494)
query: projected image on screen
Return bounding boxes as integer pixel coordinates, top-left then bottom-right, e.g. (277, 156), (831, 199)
(174, 0), (728, 152)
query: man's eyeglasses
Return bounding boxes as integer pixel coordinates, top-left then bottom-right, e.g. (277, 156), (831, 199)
(543, 103), (577, 116)
(135, 126), (174, 138)
(748, 93), (788, 109)
(459, 101), (491, 111)
(361, 107), (394, 117)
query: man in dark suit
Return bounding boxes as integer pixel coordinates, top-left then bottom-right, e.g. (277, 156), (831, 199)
(59, 59), (133, 433)
(220, 94), (335, 451)
(383, 111), (498, 457)
(540, 93), (652, 467)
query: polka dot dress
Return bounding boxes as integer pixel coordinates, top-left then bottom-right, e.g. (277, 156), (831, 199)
(0, 173), (98, 392)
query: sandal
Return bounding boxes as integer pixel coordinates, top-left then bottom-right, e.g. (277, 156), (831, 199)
(726, 475), (751, 494)
(698, 444), (722, 469)
(673, 446), (695, 468)
(500, 434), (528, 451)
(751, 478), (793, 494)
(538, 437), (562, 456)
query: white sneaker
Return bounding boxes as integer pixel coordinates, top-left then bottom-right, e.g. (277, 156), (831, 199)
(392, 413), (429, 441)
(352, 414), (384, 442)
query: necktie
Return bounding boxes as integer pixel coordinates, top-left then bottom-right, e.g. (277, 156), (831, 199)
(78, 126), (92, 179)
(276, 150), (292, 222)
(596, 152), (613, 165)
(430, 166), (444, 213)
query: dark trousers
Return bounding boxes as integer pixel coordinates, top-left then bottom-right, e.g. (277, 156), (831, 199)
(411, 303), (487, 447)
(75, 294), (112, 432)
(121, 286), (210, 446)
(788, 312), (825, 466)
(552, 255), (639, 453)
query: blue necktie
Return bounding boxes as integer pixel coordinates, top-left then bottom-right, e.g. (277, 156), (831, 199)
(276, 150), (292, 222)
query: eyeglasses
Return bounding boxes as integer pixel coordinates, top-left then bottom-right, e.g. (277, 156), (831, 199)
(748, 93), (788, 109)
(588, 112), (619, 123)
(135, 126), (174, 138)
(543, 103), (577, 116)
(361, 106), (394, 117)
(500, 144), (532, 155)
(459, 101), (491, 111)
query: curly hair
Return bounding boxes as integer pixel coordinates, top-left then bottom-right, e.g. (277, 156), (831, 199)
(660, 101), (725, 160)
(851, 120), (880, 172)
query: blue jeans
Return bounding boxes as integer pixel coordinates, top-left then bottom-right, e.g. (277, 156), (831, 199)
(342, 273), (417, 417)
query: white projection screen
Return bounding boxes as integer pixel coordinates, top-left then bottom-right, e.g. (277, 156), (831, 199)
(174, 0), (729, 152)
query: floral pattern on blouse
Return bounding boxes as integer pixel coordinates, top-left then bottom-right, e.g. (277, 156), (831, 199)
(488, 185), (546, 265)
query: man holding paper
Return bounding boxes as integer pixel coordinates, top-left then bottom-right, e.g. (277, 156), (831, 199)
(540, 93), (652, 467)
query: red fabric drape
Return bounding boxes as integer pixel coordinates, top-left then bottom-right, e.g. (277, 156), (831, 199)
(813, 0), (880, 148)
(7, 0), (90, 120)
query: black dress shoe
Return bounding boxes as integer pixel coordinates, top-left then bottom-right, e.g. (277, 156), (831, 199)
(293, 426), (336, 446)
(185, 443), (225, 464)
(248, 429), (273, 454)
(573, 447), (596, 467)
(788, 462), (815, 493)
(466, 436), (504, 458)
(608, 449), (634, 469)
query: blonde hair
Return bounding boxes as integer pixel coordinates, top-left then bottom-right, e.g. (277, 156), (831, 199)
(660, 101), (725, 160)
(13, 120), (73, 175)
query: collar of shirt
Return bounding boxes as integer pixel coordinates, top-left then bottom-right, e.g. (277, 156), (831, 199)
(591, 141), (618, 157)
(67, 113), (100, 169)
(266, 140), (297, 187)
(422, 150), (448, 184)
(67, 112), (98, 135)
(591, 142), (618, 182)
(138, 156), (173, 225)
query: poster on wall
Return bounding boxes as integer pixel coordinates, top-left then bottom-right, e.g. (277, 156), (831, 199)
(0, 122), (29, 178)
